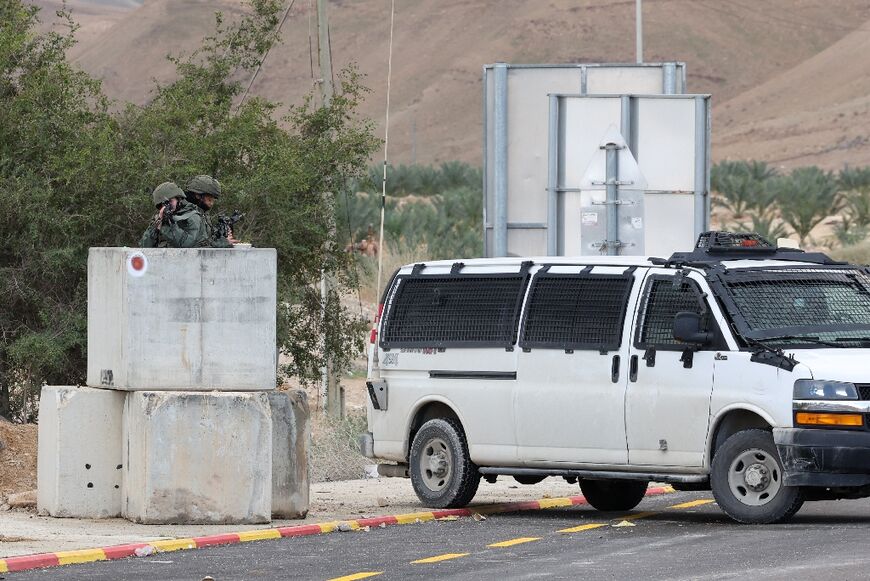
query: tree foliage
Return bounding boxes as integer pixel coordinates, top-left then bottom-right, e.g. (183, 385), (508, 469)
(0, 0), (379, 420)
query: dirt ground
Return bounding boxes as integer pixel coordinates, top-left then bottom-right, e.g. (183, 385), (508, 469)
(0, 475), (587, 559)
(0, 422), (37, 500)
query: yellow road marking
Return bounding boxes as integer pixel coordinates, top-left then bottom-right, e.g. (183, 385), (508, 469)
(150, 538), (196, 552)
(668, 499), (715, 510)
(621, 511), (658, 521)
(558, 522), (608, 534)
(488, 537), (541, 548)
(395, 512), (436, 524)
(237, 529), (282, 542)
(327, 572), (384, 581)
(411, 553), (470, 564)
(55, 549), (107, 565)
(0, 560), (7, 573)
(538, 498), (573, 509)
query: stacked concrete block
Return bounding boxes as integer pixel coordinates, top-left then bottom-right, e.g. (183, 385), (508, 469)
(86, 247), (277, 391)
(38, 247), (311, 525)
(37, 386), (126, 518)
(122, 391), (272, 524)
(269, 390), (310, 519)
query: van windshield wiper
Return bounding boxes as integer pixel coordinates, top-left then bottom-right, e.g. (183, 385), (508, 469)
(833, 337), (870, 346)
(742, 337), (799, 371)
(756, 335), (841, 348)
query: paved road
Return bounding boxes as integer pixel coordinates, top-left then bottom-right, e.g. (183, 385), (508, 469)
(8, 489), (870, 580)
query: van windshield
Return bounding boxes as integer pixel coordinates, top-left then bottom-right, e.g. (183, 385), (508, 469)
(718, 268), (870, 347)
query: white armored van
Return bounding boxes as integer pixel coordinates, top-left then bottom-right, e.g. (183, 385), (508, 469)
(363, 232), (870, 524)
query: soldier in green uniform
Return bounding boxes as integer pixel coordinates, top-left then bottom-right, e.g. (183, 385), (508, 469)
(184, 175), (237, 247)
(140, 181), (233, 248)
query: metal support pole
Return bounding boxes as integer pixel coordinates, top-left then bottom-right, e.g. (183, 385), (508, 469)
(605, 143), (620, 256)
(546, 95), (559, 256)
(663, 62), (677, 94)
(620, 95), (632, 154)
(636, 0), (643, 64)
(493, 63), (509, 257)
(693, 96), (708, 238)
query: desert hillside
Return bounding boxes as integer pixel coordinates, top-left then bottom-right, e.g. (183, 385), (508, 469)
(27, 0), (870, 169)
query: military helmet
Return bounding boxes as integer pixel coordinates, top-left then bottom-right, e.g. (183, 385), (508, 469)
(185, 175), (221, 198)
(151, 182), (185, 206)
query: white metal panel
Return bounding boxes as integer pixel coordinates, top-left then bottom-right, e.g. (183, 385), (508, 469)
(561, 98), (623, 189)
(643, 193), (696, 257)
(636, 99), (697, 192)
(586, 67), (664, 94)
(506, 228), (548, 258)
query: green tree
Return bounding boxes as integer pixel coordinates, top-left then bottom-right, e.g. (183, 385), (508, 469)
(771, 166), (842, 246)
(0, 0), (379, 420)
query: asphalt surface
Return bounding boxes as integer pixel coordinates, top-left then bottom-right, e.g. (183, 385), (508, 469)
(7, 488), (870, 581)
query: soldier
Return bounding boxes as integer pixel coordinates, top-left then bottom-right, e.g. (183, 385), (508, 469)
(184, 175), (237, 247)
(140, 182), (198, 248)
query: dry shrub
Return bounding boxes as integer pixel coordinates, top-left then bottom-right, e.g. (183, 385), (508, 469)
(830, 241), (870, 265)
(354, 243), (430, 305)
(309, 409), (370, 483)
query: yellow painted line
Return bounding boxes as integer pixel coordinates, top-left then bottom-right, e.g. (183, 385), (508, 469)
(488, 537), (541, 548)
(55, 549), (108, 566)
(621, 511), (658, 521)
(411, 553), (470, 564)
(0, 560), (9, 573)
(237, 529), (282, 542)
(150, 538), (197, 552)
(327, 572), (384, 581)
(668, 499), (715, 510)
(558, 522), (608, 534)
(395, 511), (436, 525)
(537, 498), (573, 509)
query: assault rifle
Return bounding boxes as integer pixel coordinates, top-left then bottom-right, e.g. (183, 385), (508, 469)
(215, 210), (244, 241)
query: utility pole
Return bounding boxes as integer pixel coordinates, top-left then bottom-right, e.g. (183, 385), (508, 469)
(315, 0), (342, 418)
(636, 0), (643, 64)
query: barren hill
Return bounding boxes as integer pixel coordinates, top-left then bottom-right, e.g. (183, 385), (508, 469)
(29, 0), (870, 169)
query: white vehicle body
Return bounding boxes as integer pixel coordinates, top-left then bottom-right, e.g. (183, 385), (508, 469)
(363, 239), (870, 521)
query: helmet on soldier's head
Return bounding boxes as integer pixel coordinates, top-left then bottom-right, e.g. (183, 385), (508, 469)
(151, 182), (185, 207)
(185, 175), (222, 198)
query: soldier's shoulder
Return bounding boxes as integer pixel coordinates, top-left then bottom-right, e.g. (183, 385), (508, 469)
(172, 201), (203, 220)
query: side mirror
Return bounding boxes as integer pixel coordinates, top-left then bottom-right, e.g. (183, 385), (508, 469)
(673, 311), (713, 345)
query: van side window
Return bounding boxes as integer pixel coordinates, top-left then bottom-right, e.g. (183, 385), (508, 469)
(635, 277), (710, 349)
(520, 274), (633, 351)
(380, 275), (528, 348)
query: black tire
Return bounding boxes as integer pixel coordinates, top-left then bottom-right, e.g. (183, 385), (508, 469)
(513, 475), (547, 485)
(409, 418), (480, 508)
(710, 429), (803, 524)
(579, 479), (648, 512)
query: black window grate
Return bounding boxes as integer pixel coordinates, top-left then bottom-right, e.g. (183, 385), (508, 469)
(380, 274), (528, 348)
(718, 268), (870, 342)
(636, 278), (706, 348)
(519, 275), (633, 351)
(858, 385), (870, 401)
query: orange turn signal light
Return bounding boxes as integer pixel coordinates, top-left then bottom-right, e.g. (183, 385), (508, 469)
(795, 412), (864, 427)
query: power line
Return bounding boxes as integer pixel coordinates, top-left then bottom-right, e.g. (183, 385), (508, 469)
(238, 0), (297, 109)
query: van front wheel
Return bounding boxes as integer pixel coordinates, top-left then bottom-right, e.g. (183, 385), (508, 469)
(409, 418), (480, 508)
(579, 479), (648, 511)
(711, 429), (803, 524)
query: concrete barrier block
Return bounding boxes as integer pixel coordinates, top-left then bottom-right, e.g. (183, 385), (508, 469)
(122, 391), (272, 524)
(87, 247), (277, 391)
(37, 386), (126, 518)
(269, 390), (310, 519)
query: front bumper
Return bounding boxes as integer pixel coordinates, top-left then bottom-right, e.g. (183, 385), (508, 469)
(774, 427), (870, 487)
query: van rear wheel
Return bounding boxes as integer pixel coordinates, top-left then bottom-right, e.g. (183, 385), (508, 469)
(579, 479), (648, 511)
(409, 418), (480, 508)
(711, 429), (803, 524)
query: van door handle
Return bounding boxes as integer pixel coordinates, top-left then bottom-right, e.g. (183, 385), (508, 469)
(611, 355), (620, 383)
(629, 355), (639, 382)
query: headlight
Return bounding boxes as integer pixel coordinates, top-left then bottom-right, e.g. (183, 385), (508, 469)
(793, 379), (858, 400)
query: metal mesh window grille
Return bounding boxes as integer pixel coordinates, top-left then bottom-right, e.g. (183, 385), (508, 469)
(720, 268), (870, 341)
(858, 385), (870, 401)
(520, 275), (633, 350)
(380, 275), (528, 348)
(637, 278), (706, 348)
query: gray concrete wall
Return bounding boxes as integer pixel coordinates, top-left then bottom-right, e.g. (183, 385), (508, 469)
(87, 247), (277, 391)
(268, 390), (310, 519)
(37, 386), (126, 518)
(122, 391), (272, 524)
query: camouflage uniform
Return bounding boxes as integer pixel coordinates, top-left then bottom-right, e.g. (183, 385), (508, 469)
(140, 182), (230, 248)
(184, 175), (233, 248)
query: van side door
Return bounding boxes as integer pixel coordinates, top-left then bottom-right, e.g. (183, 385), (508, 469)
(514, 265), (644, 466)
(625, 269), (724, 467)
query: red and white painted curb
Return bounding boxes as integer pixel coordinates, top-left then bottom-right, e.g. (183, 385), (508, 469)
(0, 486), (674, 574)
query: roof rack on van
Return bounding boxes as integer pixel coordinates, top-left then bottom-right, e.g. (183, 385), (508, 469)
(655, 231), (846, 268)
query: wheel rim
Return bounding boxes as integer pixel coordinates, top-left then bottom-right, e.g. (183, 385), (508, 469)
(418, 436), (453, 492)
(727, 447), (782, 506)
